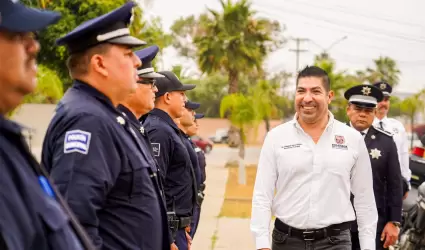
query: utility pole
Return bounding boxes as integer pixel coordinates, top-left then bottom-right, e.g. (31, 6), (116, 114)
(289, 38), (309, 73)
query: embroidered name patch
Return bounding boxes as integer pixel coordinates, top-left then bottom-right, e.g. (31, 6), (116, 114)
(282, 143), (301, 149)
(151, 143), (160, 157)
(64, 130), (91, 154)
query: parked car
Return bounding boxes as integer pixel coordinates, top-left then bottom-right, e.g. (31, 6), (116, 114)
(407, 132), (422, 150)
(191, 135), (213, 154)
(409, 135), (425, 187)
(209, 128), (229, 144)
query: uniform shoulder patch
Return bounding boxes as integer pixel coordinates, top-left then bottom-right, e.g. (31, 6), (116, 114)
(151, 143), (160, 157)
(64, 130), (92, 154)
(373, 125), (393, 137)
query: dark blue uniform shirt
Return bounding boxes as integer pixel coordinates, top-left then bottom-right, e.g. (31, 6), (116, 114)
(42, 81), (168, 250)
(0, 115), (83, 250)
(142, 108), (196, 217)
(183, 135), (201, 188)
(350, 125), (403, 233)
(194, 145), (206, 185)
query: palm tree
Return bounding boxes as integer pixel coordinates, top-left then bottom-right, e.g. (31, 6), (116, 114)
(400, 90), (425, 148)
(194, 0), (284, 94)
(366, 56), (401, 86)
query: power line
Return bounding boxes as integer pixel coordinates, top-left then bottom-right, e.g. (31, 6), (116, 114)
(280, 0), (425, 30)
(254, 3), (425, 44)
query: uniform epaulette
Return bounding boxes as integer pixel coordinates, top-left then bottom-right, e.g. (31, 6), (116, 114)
(373, 125), (393, 137)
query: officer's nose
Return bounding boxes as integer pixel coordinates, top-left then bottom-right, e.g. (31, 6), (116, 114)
(303, 91), (313, 103)
(133, 53), (141, 68)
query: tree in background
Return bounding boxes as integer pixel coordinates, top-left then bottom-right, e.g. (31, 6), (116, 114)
(399, 90), (425, 148)
(22, 0), (171, 89)
(366, 56), (401, 86)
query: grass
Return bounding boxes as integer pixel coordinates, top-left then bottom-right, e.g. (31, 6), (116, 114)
(219, 165), (257, 218)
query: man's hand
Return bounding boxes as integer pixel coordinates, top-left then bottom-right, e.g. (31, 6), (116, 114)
(403, 191), (409, 200)
(381, 222), (399, 248)
(171, 243), (178, 250)
(185, 227), (192, 249)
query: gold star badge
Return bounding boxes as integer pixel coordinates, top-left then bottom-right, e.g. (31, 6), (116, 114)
(380, 83), (386, 90)
(361, 86), (371, 96)
(370, 148), (381, 159)
(140, 126), (145, 135)
(116, 116), (125, 125)
(371, 135), (376, 139)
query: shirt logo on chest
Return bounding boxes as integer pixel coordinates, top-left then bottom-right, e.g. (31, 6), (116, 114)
(332, 135), (348, 150)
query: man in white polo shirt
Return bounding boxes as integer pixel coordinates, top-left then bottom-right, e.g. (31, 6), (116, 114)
(251, 66), (378, 250)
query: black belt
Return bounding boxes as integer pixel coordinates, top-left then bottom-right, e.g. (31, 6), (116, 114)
(178, 216), (192, 229)
(274, 219), (350, 241)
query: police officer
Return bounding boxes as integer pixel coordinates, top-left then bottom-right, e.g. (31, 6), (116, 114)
(184, 111), (207, 239)
(176, 101), (204, 239)
(41, 2), (166, 249)
(0, 1), (95, 249)
(143, 71), (197, 250)
(373, 81), (411, 199)
(116, 45), (171, 249)
(345, 84), (403, 250)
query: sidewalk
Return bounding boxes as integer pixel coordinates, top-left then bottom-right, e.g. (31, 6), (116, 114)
(191, 161), (257, 249)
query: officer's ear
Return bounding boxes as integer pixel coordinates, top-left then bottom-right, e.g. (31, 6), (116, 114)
(163, 92), (172, 104)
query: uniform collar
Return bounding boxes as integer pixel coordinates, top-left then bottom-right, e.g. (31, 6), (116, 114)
(0, 114), (24, 135)
(149, 108), (179, 131)
(117, 104), (138, 124)
(73, 80), (115, 109)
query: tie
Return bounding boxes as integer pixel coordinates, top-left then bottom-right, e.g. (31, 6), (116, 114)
(379, 121), (384, 129)
(360, 132), (365, 136)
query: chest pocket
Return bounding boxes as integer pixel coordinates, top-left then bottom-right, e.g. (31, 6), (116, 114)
(276, 143), (312, 174)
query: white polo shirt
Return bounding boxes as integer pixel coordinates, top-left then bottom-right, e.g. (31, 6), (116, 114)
(373, 116), (411, 182)
(251, 112), (378, 250)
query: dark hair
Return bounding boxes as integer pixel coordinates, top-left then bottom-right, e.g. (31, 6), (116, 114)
(296, 66), (330, 91)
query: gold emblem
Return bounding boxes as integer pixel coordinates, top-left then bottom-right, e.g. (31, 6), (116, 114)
(380, 83), (386, 90)
(140, 126), (145, 135)
(371, 135), (376, 139)
(361, 86), (371, 96)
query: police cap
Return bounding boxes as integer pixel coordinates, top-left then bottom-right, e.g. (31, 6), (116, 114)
(135, 45), (164, 78)
(56, 1), (146, 53)
(194, 113), (205, 119)
(373, 81), (392, 97)
(185, 100), (200, 110)
(344, 84), (384, 108)
(0, 0), (61, 32)
(155, 71), (196, 98)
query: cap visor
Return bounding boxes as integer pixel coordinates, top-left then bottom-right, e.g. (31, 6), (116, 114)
(3, 4), (61, 32)
(108, 35), (146, 47)
(178, 84), (196, 91)
(140, 72), (165, 78)
(350, 102), (376, 108)
(185, 102), (201, 110)
(195, 114), (205, 119)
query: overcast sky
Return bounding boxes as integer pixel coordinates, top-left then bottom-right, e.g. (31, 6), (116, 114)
(143, 0), (425, 94)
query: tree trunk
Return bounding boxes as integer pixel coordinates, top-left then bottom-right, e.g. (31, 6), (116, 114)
(227, 69), (241, 147)
(264, 117), (271, 132)
(228, 69), (239, 94)
(237, 128), (246, 185)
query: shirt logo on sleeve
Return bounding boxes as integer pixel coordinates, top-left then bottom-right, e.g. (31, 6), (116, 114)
(64, 130), (91, 154)
(332, 135), (348, 150)
(151, 143), (160, 157)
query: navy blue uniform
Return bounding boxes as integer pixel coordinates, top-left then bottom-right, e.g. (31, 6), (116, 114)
(42, 81), (167, 250)
(143, 108), (196, 249)
(0, 116), (84, 250)
(350, 126), (403, 250)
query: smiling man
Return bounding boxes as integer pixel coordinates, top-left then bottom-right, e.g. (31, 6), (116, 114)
(251, 66), (378, 250)
(345, 84), (402, 250)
